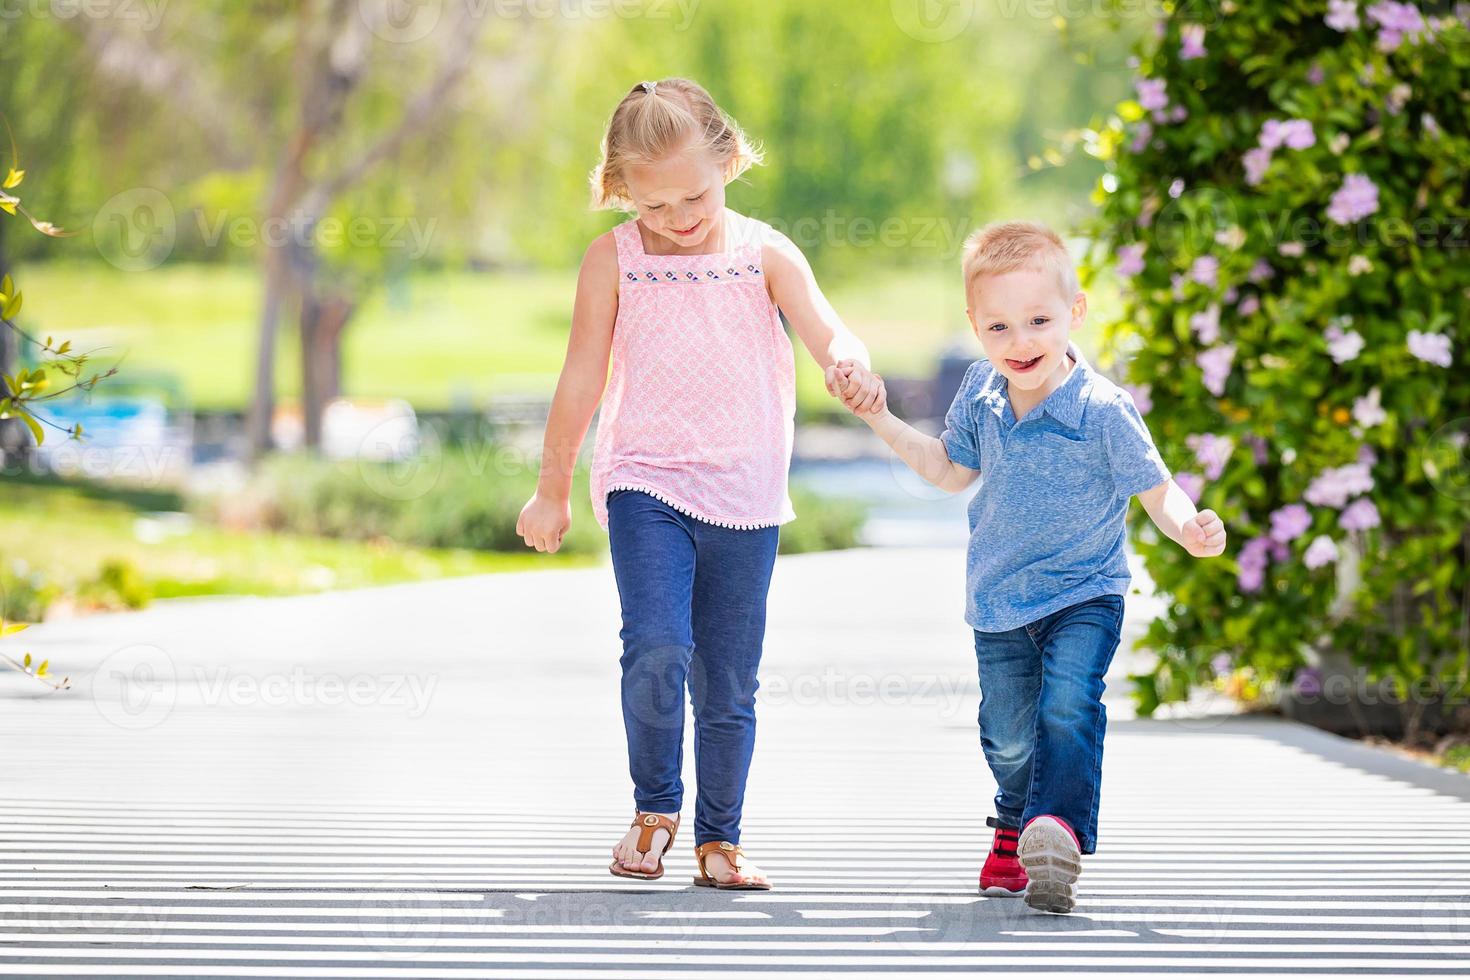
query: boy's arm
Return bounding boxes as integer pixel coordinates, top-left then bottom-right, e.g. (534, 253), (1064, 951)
(862, 407), (980, 494)
(1137, 479), (1226, 557)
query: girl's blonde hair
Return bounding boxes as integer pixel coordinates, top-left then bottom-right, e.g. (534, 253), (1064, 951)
(590, 78), (763, 211)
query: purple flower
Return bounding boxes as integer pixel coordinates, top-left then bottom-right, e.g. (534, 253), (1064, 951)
(1326, 0), (1361, 32)
(1124, 383), (1153, 416)
(1171, 273), (1188, 301)
(1325, 324), (1365, 364)
(1368, 1), (1427, 49)
(1180, 23), (1207, 59)
(1340, 497), (1382, 531)
(1191, 304), (1222, 345)
(1327, 173), (1380, 225)
(1304, 534), (1340, 570)
(1307, 64), (1326, 85)
(1407, 330), (1453, 368)
(1170, 105), (1189, 123)
(1211, 653), (1233, 676)
(1357, 444), (1379, 466)
(1175, 471), (1205, 504)
(1293, 666), (1324, 698)
(1247, 260), (1274, 283)
(1190, 255), (1220, 288)
(1260, 119), (1315, 152)
(1136, 78), (1169, 112)
(1244, 435), (1270, 466)
(1304, 462), (1375, 509)
(1197, 344), (1235, 397)
(1187, 432), (1235, 481)
(1270, 504), (1313, 544)
(1130, 121), (1155, 154)
(1353, 387), (1386, 428)
(1237, 294), (1261, 317)
(1238, 536), (1273, 593)
(1244, 147), (1273, 186)
(1283, 121), (1317, 150)
(1117, 243), (1146, 277)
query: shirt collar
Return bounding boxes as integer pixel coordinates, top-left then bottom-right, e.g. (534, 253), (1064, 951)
(979, 341), (1092, 429)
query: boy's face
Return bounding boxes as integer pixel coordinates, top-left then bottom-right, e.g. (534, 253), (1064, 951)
(966, 267), (1087, 394)
(624, 139), (729, 250)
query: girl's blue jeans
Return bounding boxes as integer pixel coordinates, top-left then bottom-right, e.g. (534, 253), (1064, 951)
(973, 592), (1125, 855)
(606, 489), (779, 847)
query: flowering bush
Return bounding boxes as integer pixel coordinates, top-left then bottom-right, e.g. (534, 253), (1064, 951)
(1086, 1), (1470, 731)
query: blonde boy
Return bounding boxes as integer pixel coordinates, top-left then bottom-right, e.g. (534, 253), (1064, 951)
(835, 221), (1225, 913)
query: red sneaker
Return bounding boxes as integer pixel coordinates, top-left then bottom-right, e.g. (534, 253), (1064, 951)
(1018, 814), (1083, 914)
(979, 817), (1026, 896)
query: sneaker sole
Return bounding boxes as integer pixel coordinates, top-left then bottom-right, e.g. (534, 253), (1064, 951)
(980, 883), (1026, 897)
(1018, 819), (1081, 914)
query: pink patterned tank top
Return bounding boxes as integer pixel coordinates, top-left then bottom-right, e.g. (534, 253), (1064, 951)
(590, 212), (797, 531)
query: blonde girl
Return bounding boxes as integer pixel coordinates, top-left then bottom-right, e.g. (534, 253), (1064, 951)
(517, 77), (883, 889)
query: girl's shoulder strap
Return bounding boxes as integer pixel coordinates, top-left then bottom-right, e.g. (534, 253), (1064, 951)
(611, 218), (645, 271)
(725, 210), (775, 266)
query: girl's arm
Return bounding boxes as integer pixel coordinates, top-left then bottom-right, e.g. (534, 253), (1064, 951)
(516, 233), (619, 553)
(763, 234), (884, 413)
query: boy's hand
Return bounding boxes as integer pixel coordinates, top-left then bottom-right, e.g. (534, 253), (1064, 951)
(1183, 509), (1226, 558)
(825, 359), (887, 416)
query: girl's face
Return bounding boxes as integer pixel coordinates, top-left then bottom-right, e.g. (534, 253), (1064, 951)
(623, 139), (728, 250)
(967, 268), (1086, 394)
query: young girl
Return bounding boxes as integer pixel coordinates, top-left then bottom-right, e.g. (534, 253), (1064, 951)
(516, 78), (882, 890)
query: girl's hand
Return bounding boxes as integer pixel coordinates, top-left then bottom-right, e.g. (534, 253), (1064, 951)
(517, 494), (572, 553)
(1183, 509), (1226, 558)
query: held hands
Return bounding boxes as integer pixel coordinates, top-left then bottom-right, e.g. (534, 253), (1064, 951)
(825, 359), (887, 416)
(1183, 508), (1227, 558)
(516, 493), (571, 553)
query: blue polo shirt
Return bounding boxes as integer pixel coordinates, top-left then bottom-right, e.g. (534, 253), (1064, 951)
(939, 342), (1171, 633)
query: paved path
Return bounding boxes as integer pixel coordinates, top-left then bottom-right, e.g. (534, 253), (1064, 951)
(2, 547), (1468, 977)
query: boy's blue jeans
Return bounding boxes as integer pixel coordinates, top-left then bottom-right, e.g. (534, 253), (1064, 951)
(973, 593), (1124, 855)
(606, 489), (779, 847)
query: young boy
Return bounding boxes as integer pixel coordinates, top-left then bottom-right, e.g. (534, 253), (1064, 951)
(831, 221), (1226, 914)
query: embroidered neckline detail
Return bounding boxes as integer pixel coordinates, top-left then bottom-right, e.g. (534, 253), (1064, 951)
(623, 263), (763, 284)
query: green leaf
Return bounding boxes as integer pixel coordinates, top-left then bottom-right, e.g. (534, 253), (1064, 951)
(19, 409), (42, 446)
(2, 168), (22, 190)
(36, 660), (48, 677)
(22, 653), (31, 668)
(0, 621), (29, 637)
(2, 289), (21, 320)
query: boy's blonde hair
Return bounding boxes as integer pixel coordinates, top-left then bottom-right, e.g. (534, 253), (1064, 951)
(590, 77), (764, 211)
(961, 221), (1080, 307)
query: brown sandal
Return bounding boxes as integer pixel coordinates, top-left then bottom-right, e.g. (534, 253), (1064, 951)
(608, 812), (679, 881)
(692, 840), (772, 890)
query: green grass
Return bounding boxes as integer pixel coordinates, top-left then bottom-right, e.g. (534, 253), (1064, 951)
(17, 261), (1124, 416)
(0, 476), (594, 607)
